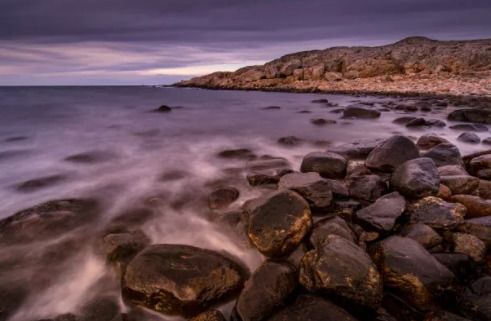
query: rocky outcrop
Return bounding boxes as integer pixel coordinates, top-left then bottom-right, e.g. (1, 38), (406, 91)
(176, 37), (491, 97)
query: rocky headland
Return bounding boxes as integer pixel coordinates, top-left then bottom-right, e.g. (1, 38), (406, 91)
(176, 37), (491, 98)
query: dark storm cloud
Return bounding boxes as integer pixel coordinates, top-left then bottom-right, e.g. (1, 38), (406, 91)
(1, 0), (491, 85)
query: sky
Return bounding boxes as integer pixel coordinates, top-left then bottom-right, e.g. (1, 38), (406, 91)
(1, 0), (491, 86)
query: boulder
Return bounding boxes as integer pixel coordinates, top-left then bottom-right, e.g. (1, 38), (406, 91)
(300, 152), (347, 179)
(440, 175), (479, 195)
(246, 158), (292, 186)
(450, 195), (491, 218)
(457, 216), (491, 246)
(342, 106), (381, 119)
(15, 174), (67, 192)
(478, 180), (491, 199)
(208, 187), (240, 210)
(0, 199), (98, 244)
(246, 190), (312, 257)
(452, 233), (487, 262)
(457, 132), (481, 144)
(407, 196), (466, 229)
(417, 134), (449, 149)
(309, 216), (357, 247)
(366, 135), (419, 172)
(422, 143), (462, 167)
(450, 124), (488, 132)
(469, 154), (491, 180)
(122, 244), (247, 316)
(235, 261), (297, 321)
(401, 223), (443, 249)
(266, 295), (358, 321)
(405, 118), (445, 128)
(390, 158), (440, 198)
(349, 175), (387, 202)
(278, 172), (332, 208)
(448, 109), (491, 124)
(299, 234), (383, 308)
(355, 192), (406, 232)
(371, 236), (454, 308)
(190, 310), (226, 321)
(329, 139), (380, 160)
(433, 253), (476, 281)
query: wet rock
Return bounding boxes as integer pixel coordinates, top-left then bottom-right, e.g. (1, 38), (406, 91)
(457, 132), (481, 144)
(266, 295), (358, 321)
(300, 152), (347, 179)
(278, 172), (332, 208)
(437, 184), (453, 200)
(390, 157), (440, 198)
(401, 223), (442, 249)
(122, 244), (247, 317)
(246, 158), (292, 186)
(246, 190), (312, 257)
(349, 174), (387, 202)
(461, 276), (491, 320)
(407, 196), (466, 229)
(300, 234), (382, 308)
(309, 216), (357, 247)
(330, 139), (380, 159)
(355, 192), (406, 232)
(277, 136), (302, 146)
(450, 124), (488, 132)
(469, 154), (491, 179)
(422, 143), (463, 167)
(342, 106), (381, 119)
(417, 134), (449, 149)
(448, 109), (491, 124)
(101, 230), (150, 268)
(450, 195), (491, 218)
(453, 233), (487, 262)
(0, 199), (98, 244)
(440, 175), (479, 195)
(438, 165), (469, 176)
(322, 178), (350, 198)
(366, 135), (419, 172)
(235, 261), (296, 321)
(190, 310), (226, 321)
(217, 148), (256, 160)
(478, 180), (491, 199)
(155, 105), (172, 112)
(371, 236), (454, 308)
(433, 253), (475, 281)
(64, 151), (114, 164)
(457, 216), (491, 246)
(208, 187), (240, 210)
(310, 118), (336, 126)
(15, 174), (67, 192)
(406, 118), (446, 128)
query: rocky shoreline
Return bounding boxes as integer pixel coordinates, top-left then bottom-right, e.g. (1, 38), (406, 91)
(2, 95), (491, 321)
(175, 37), (491, 98)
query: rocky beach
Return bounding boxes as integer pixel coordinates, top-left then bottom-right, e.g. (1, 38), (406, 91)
(0, 86), (491, 321)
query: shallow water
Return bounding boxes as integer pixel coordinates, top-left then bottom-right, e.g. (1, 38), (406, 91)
(0, 86), (488, 320)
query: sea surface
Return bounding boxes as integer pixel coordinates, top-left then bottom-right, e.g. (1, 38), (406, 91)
(0, 86), (488, 321)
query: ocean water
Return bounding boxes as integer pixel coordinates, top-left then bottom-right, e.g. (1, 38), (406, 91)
(0, 86), (487, 320)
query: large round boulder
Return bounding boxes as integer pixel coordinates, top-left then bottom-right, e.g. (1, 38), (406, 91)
(122, 244), (248, 317)
(371, 236), (454, 308)
(266, 295), (358, 321)
(355, 192), (406, 232)
(300, 152), (347, 179)
(407, 196), (466, 229)
(365, 135), (419, 172)
(278, 172), (332, 208)
(300, 234), (383, 309)
(235, 261), (297, 321)
(246, 190), (312, 257)
(390, 158), (440, 198)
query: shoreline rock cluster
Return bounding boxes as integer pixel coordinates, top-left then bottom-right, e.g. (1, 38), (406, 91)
(176, 37), (491, 98)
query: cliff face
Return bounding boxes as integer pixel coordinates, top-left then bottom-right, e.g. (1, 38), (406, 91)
(176, 37), (491, 97)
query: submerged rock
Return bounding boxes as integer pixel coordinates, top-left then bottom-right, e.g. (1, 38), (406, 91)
(122, 244), (247, 317)
(366, 135), (419, 172)
(217, 148), (256, 160)
(277, 136), (302, 146)
(450, 124), (488, 132)
(300, 152), (347, 179)
(235, 261), (297, 321)
(246, 190), (312, 257)
(101, 229), (150, 269)
(371, 236), (454, 308)
(390, 157), (440, 198)
(208, 187), (240, 209)
(15, 174), (67, 192)
(246, 158), (292, 186)
(457, 132), (481, 144)
(342, 106), (381, 119)
(448, 109), (491, 124)
(154, 105), (172, 112)
(300, 234), (383, 308)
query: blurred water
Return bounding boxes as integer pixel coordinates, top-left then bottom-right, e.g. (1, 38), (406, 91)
(0, 86), (487, 321)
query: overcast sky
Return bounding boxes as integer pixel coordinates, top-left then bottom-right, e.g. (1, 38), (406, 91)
(1, 0), (490, 86)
